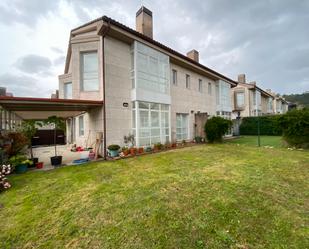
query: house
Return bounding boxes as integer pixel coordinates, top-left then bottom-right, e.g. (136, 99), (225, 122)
(56, 6), (237, 157)
(231, 74), (274, 119)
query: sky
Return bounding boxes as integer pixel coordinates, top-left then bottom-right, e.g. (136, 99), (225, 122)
(0, 0), (308, 97)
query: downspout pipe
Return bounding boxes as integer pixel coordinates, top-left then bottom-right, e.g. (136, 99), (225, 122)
(99, 21), (111, 160)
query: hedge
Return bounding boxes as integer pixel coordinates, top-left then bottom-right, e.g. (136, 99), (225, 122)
(239, 115), (282, 136)
(278, 108), (309, 148)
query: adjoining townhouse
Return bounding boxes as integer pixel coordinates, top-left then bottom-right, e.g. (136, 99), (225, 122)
(57, 6), (237, 157)
(231, 74), (274, 119)
(266, 91), (289, 114)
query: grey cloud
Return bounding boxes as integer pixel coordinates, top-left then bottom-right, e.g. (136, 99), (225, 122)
(14, 54), (52, 75)
(0, 0), (60, 26)
(53, 56), (65, 66)
(0, 73), (51, 97)
(1, 0), (309, 95)
(50, 47), (64, 54)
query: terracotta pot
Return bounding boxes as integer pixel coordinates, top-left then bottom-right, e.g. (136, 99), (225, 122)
(123, 149), (129, 156)
(138, 147), (144, 154)
(36, 162), (44, 169)
(171, 143), (177, 148)
(130, 148), (137, 155)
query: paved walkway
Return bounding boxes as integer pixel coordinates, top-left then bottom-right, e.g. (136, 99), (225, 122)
(32, 145), (90, 170)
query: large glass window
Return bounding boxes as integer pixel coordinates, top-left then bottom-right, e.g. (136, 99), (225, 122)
(235, 92), (244, 107)
(63, 82), (72, 99)
(81, 52), (99, 91)
(176, 114), (188, 141)
(78, 115), (84, 136)
(132, 101), (170, 146)
(133, 42), (169, 94)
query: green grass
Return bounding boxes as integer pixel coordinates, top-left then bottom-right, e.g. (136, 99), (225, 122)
(226, 136), (284, 148)
(1, 144), (308, 249)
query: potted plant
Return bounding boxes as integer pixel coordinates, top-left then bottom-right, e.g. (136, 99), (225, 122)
(108, 144), (120, 157)
(194, 136), (202, 143)
(145, 146), (152, 152)
(182, 140), (187, 146)
(9, 155), (33, 174)
(171, 141), (177, 148)
(154, 142), (163, 151)
(130, 147), (137, 156)
(122, 146), (130, 156)
(20, 120), (42, 167)
(165, 141), (171, 149)
(138, 147), (144, 154)
(44, 116), (65, 166)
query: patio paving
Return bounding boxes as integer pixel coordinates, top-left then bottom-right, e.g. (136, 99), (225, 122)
(32, 145), (90, 169)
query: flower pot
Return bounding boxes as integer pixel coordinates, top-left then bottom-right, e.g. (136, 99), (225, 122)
(36, 162), (44, 169)
(51, 156), (62, 166)
(28, 157), (38, 168)
(123, 150), (129, 156)
(130, 148), (137, 156)
(15, 163), (28, 174)
(109, 149), (119, 157)
(171, 143), (177, 148)
(138, 147), (144, 154)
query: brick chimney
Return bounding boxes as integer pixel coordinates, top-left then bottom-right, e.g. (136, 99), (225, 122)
(238, 74), (246, 83)
(136, 6), (153, 39)
(187, 49), (199, 62)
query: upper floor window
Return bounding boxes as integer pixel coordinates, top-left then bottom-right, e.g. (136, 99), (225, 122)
(63, 82), (72, 99)
(186, 74), (190, 89)
(198, 79), (203, 92)
(235, 92), (244, 107)
(172, 69), (177, 85)
(208, 82), (212, 95)
(81, 52), (99, 91)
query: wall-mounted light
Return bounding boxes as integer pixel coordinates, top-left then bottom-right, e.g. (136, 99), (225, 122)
(123, 102), (129, 107)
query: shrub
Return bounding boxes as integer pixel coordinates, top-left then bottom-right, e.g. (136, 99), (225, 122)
(278, 109), (309, 148)
(108, 144), (120, 151)
(0, 164), (12, 192)
(204, 116), (232, 143)
(239, 115), (282, 135)
(6, 132), (28, 157)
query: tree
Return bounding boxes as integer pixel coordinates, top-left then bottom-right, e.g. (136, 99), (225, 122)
(20, 120), (42, 159)
(204, 116), (232, 143)
(44, 116), (65, 156)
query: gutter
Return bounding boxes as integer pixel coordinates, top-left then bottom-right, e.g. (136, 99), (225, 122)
(100, 21), (111, 160)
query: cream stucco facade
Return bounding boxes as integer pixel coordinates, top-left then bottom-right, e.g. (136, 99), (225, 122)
(57, 8), (237, 155)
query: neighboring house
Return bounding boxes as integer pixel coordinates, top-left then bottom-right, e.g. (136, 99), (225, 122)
(58, 6), (237, 156)
(231, 74), (274, 119)
(270, 93), (288, 114)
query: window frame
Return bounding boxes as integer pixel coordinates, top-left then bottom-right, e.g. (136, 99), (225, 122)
(208, 82), (212, 95)
(172, 69), (177, 86)
(78, 115), (84, 136)
(80, 51), (99, 92)
(186, 74), (190, 89)
(198, 79), (203, 92)
(176, 113), (189, 141)
(63, 82), (72, 99)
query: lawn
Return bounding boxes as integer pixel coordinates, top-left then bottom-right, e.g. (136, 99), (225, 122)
(1, 144), (308, 249)
(226, 135), (284, 148)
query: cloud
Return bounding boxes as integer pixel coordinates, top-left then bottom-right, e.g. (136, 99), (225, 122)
(50, 47), (64, 54)
(14, 54), (52, 75)
(0, 73), (50, 97)
(0, 0), (60, 26)
(53, 56), (65, 66)
(0, 0), (308, 96)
